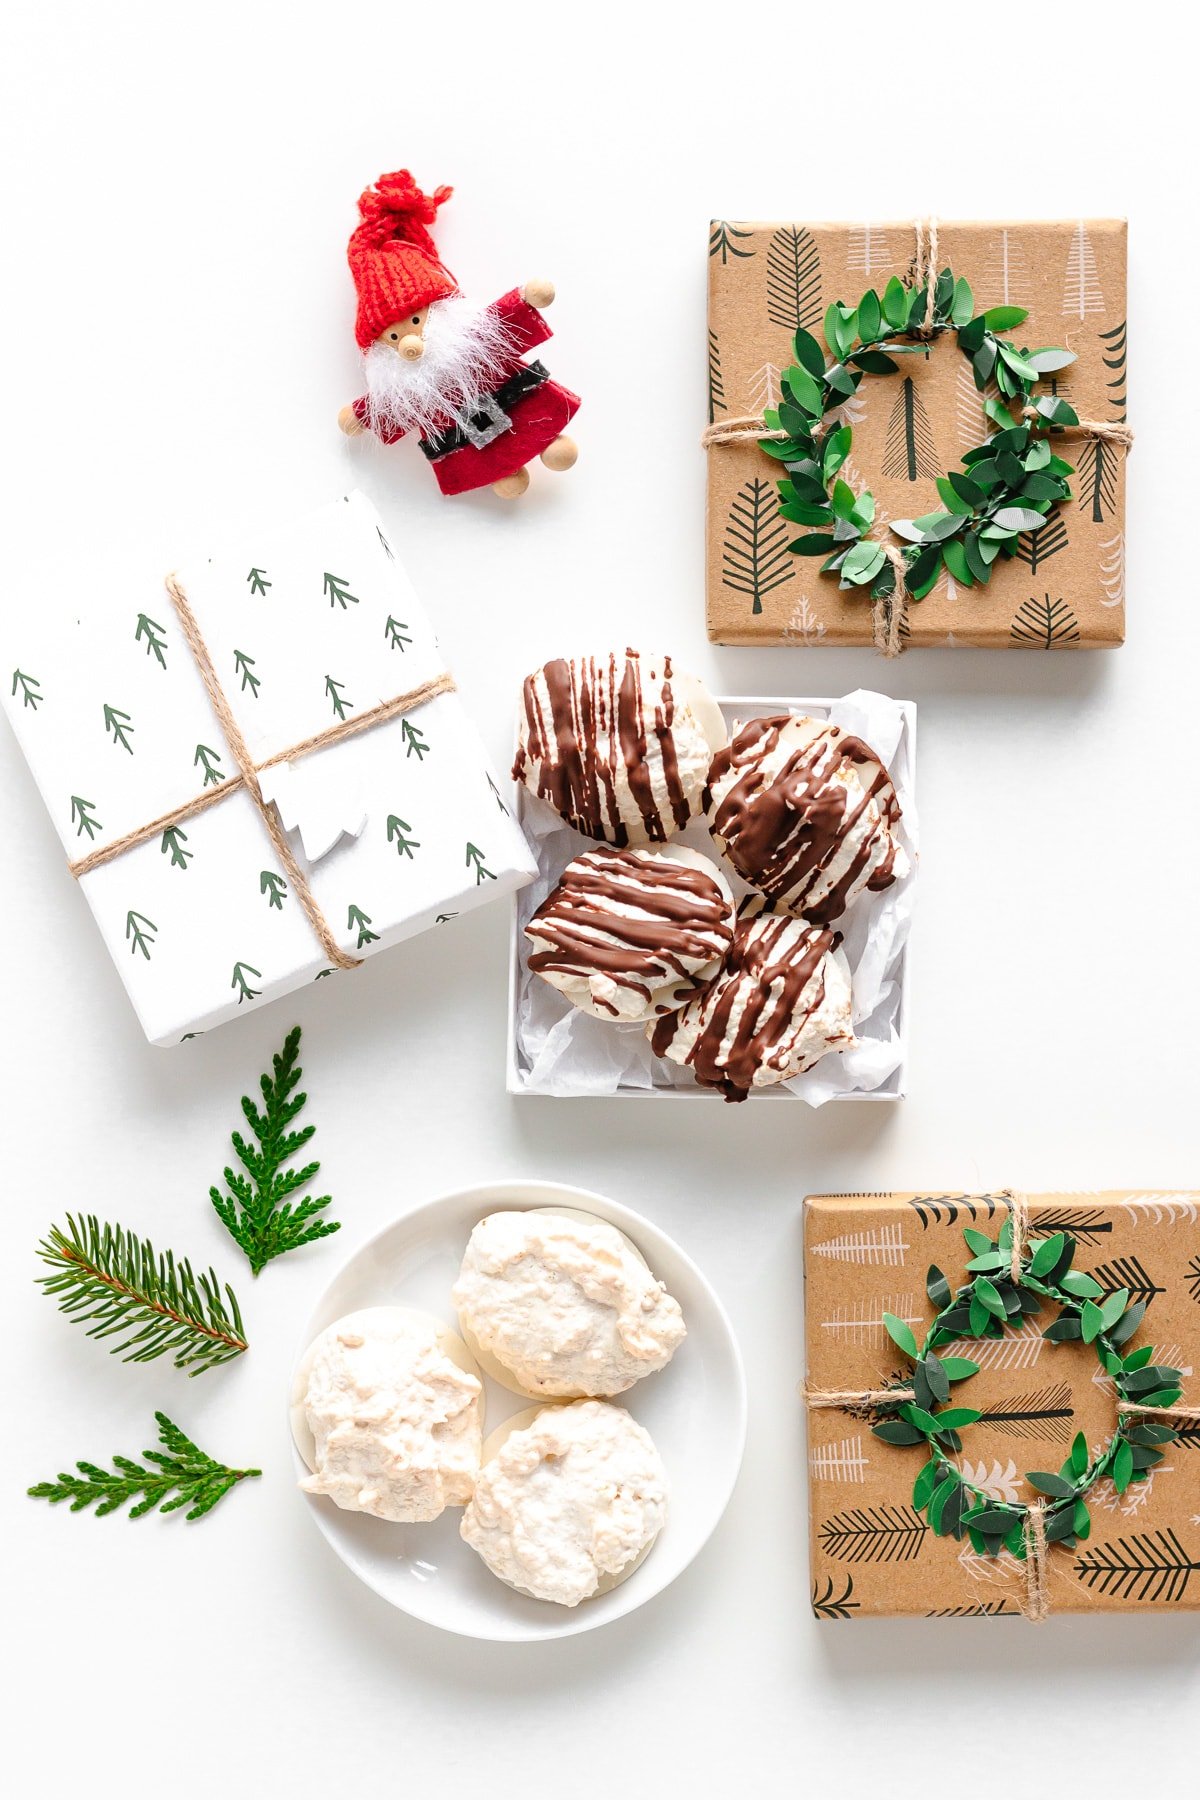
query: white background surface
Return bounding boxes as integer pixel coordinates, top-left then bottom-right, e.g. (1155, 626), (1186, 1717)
(1, 2), (1196, 1793)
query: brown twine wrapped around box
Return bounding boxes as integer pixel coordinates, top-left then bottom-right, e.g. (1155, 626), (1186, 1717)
(67, 571), (457, 974)
(701, 217), (1135, 657)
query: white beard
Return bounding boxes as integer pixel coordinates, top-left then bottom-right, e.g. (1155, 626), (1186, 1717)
(362, 294), (515, 438)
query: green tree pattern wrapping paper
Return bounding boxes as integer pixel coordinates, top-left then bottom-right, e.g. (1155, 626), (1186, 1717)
(2, 492), (536, 1044)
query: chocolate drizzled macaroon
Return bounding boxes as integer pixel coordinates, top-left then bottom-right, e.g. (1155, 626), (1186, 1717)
(513, 650), (727, 846)
(649, 903), (855, 1102)
(706, 715), (907, 924)
(525, 844), (735, 1022)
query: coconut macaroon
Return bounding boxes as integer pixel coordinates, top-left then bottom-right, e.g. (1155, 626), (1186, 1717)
(706, 714), (907, 923)
(291, 1307), (484, 1524)
(460, 1400), (669, 1606)
(524, 843), (735, 1023)
(511, 649), (728, 846)
(452, 1209), (686, 1398)
(650, 904), (855, 1102)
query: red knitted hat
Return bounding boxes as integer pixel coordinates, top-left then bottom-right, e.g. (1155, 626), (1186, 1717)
(347, 171), (457, 348)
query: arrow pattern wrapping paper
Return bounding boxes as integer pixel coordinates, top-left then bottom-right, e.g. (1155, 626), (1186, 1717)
(804, 1192), (1200, 1618)
(2, 491), (536, 1043)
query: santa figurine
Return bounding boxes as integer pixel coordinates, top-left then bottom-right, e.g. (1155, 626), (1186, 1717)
(338, 170), (580, 499)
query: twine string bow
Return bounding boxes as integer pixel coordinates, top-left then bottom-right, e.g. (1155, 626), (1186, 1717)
(67, 572), (457, 973)
(701, 216), (1135, 657)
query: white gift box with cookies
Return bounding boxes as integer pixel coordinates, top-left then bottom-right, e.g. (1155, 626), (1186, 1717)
(507, 652), (917, 1103)
(2, 491), (536, 1044)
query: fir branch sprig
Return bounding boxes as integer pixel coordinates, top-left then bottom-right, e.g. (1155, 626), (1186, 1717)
(36, 1215), (248, 1375)
(210, 1025), (339, 1275)
(29, 1411), (260, 1520)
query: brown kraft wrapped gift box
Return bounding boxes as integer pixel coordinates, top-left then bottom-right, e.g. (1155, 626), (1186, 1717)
(803, 1192), (1199, 1618)
(706, 219), (1127, 648)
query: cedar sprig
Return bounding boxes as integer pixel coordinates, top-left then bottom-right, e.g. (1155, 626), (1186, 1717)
(210, 1025), (339, 1275)
(29, 1411), (260, 1520)
(36, 1214), (247, 1375)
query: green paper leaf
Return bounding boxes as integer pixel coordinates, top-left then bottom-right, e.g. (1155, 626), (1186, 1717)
(783, 363), (823, 416)
(1027, 347), (1076, 373)
(912, 1458), (941, 1509)
(993, 506), (1049, 532)
(922, 1355), (951, 1404)
(926, 1263), (951, 1309)
(982, 305), (1029, 330)
(872, 1419), (924, 1446)
(857, 289), (881, 342)
(1025, 1470), (1076, 1499)
(1081, 1300), (1104, 1344)
(1099, 1287), (1131, 1330)
(1058, 1269), (1103, 1299)
(1122, 1344), (1154, 1372)
(792, 328), (826, 379)
(882, 1312), (918, 1358)
(788, 534), (838, 557)
(848, 349), (899, 374)
(974, 1277), (1007, 1319)
(822, 425), (852, 481)
(1029, 1233), (1067, 1276)
(941, 538), (973, 586)
(1069, 1431), (1089, 1478)
(962, 1228), (994, 1256)
(950, 277), (974, 327)
(882, 276), (908, 330)
(939, 1357), (980, 1382)
(1111, 1438), (1135, 1495)
(930, 1408), (982, 1431)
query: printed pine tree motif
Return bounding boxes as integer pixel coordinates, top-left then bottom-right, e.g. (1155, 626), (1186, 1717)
(161, 826), (192, 870)
(323, 572), (358, 609)
(436, 912), (459, 924)
(781, 593), (827, 645)
(1062, 220), (1105, 319)
(386, 814), (419, 858)
(1076, 437), (1118, 523)
(466, 843), (496, 884)
(259, 870), (288, 910)
(926, 1601), (1020, 1618)
(846, 224), (894, 279)
(958, 1458), (1021, 1503)
(1016, 511), (1069, 572)
(882, 377), (940, 481)
(233, 649), (260, 698)
(811, 1222), (909, 1266)
(135, 614), (168, 669)
(125, 910), (157, 960)
(376, 525), (394, 560)
(325, 675), (352, 719)
(246, 568), (271, 597)
(1087, 1254), (1164, 1308)
(907, 1193), (1010, 1228)
(976, 1382), (1074, 1443)
(706, 329), (726, 425)
(1032, 1205), (1113, 1244)
(347, 904), (379, 948)
(384, 616), (411, 651)
(747, 362), (782, 416)
(721, 477), (794, 616)
(103, 703), (134, 754)
(11, 668), (41, 710)
(195, 743), (225, 787)
(402, 718), (429, 760)
(811, 1574), (859, 1619)
(1187, 1256), (1200, 1303)
(1074, 1529), (1199, 1604)
(1010, 595), (1082, 649)
(955, 361), (992, 452)
(486, 773), (510, 816)
(70, 795), (102, 840)
(1125, 1195), (1197, 1225)
(708, 220), (755, 263)
(940, 1319), (1044, 1372)
(982, 228), (1032, 309)
(1100, 319), (1128, 419)
(231, 962), (262, 1004)
(819, 1293), (921, 1348)
(809, 1435), (869, 1483)
(818, 1505), (928, 1564)
(766, 226), (822, 332)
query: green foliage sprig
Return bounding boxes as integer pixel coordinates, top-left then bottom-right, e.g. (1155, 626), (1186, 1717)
(210, 1025), (339, 1275)
(760, 268), (1079, 603)
(29, 1411), (260, 1521)
(871, 1219), (1184, 1559)
(36, 1215), (247, 1375)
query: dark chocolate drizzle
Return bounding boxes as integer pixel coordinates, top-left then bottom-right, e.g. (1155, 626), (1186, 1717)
(511, 651), (697, 845)
(706, 717), (902, 924)
(526, 848), (733, 1017)
(651, 909), (846, 1102)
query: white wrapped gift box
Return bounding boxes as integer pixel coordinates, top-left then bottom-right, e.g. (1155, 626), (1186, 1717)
(3, 491), (535, 1044)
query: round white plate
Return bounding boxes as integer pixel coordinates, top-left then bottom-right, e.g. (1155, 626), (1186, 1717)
(290, 1178), (747, 1641)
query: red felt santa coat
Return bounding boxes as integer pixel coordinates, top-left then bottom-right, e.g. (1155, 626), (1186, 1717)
(351, 288), (580, 496)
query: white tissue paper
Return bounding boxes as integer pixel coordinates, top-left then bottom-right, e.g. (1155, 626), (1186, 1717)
(509, 690), (917, 1103)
